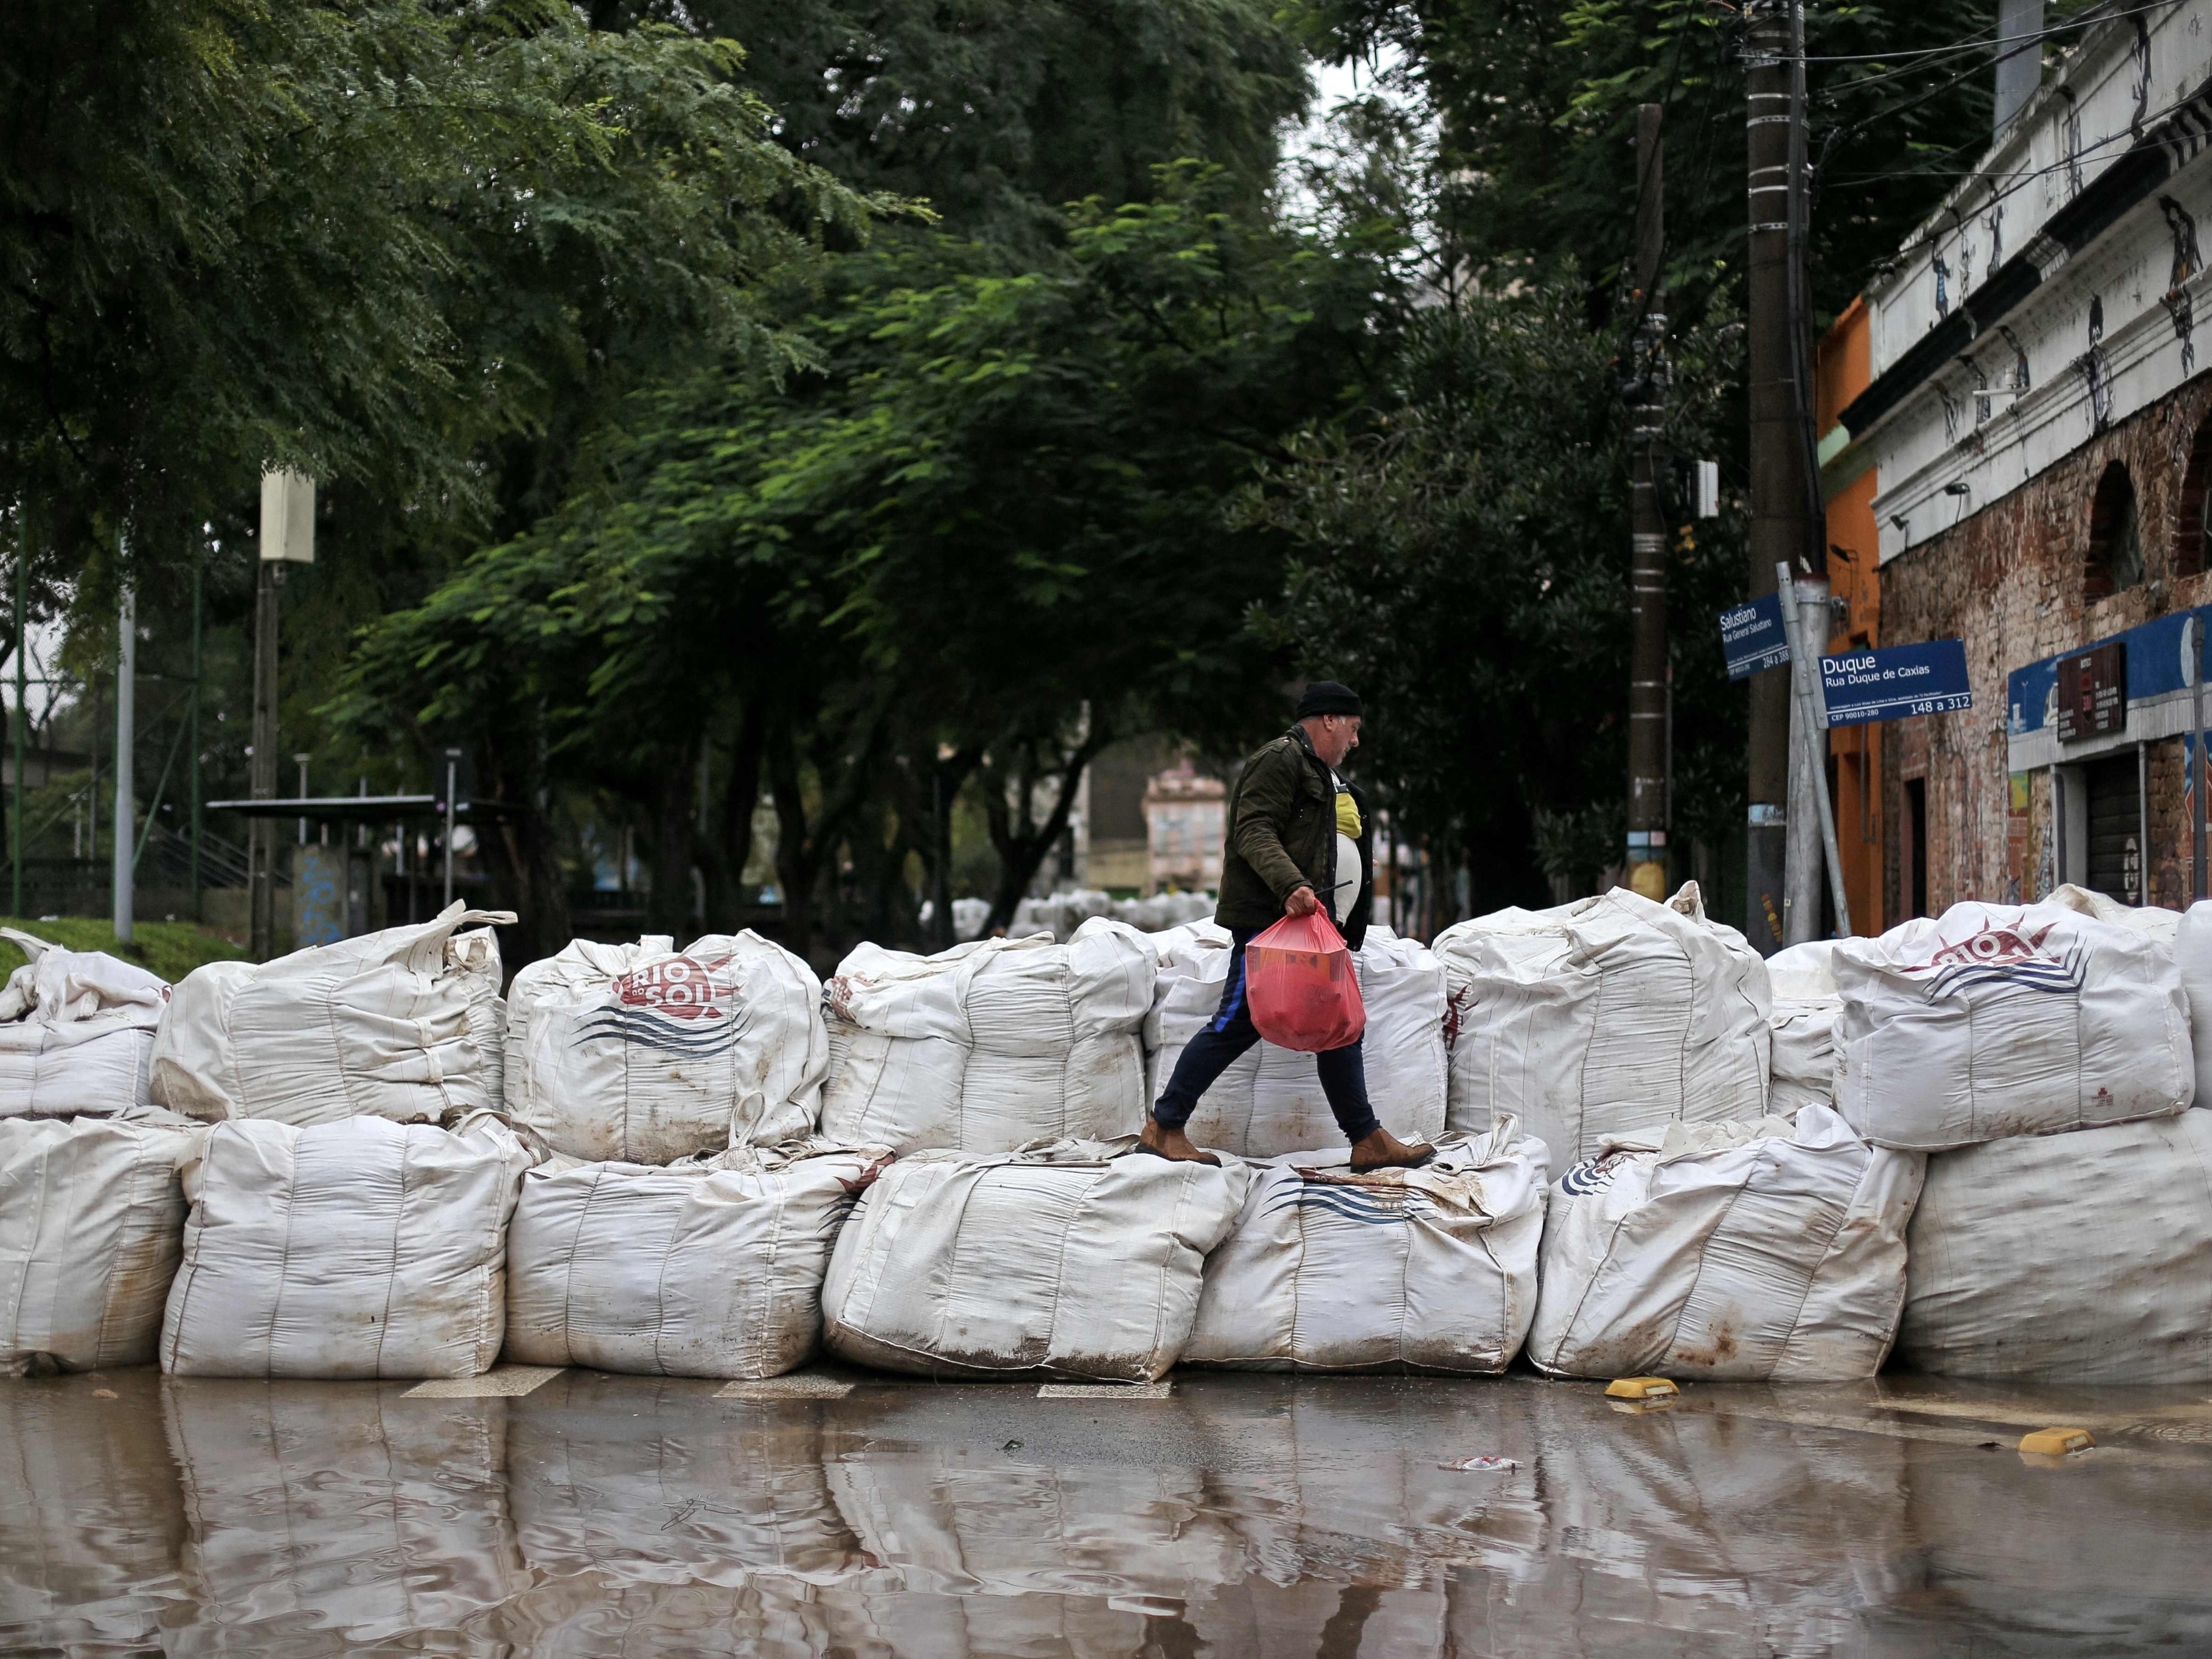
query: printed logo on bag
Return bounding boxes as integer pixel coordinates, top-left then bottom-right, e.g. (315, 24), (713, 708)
(822, 973), (871, 1025)
(819, 1152), (897, 1236)
(1908, 923), (2087, 999)
(1270, 1169), (1435, 1226)
(576, 955), (749, 1056)
(1559, 1150), (1637, 1196)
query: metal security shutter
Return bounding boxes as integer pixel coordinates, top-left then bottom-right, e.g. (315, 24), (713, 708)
(2084, 753), (2143, 903)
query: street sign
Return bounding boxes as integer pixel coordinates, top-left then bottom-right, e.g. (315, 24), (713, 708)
(2056, 641), (2127, 741)
(1719, 592), (1789, 680)
(1819, 639), (1973, 726)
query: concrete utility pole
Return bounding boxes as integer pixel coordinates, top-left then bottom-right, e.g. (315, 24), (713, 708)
(1744, 0), (1814, 950)
(113, 580), (135, 942)
(252, 470), (315, 960)
(1994, 0), (2045, 133)
(1626, 103), (1670, 902)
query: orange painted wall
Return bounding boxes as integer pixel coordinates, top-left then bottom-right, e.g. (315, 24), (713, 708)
(1817, 299), (1883, 935)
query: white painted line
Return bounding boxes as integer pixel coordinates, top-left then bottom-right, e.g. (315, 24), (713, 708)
(403, 1365), (563, 1399)
(716, 1375), (854, 1400)
(1038, 1381), (1174, 1400)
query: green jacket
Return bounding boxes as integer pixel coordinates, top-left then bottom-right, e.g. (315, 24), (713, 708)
(1214, 727), (1374, 949)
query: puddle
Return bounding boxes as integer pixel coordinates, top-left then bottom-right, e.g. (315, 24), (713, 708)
(3, 1368), (2209, 1655)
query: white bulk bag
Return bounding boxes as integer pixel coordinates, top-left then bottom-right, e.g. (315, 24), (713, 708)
(1831, 900), (2193, 1150)
(0, 929), (169, 1116)
(447, 925), (507, 1111)
(505, 1138), (891, 1378)
(1765, 940), (1841, 1113)
(1433, 882), (1772, 1172)
(821, 920), (1152, 1154)
(159, 1110), (534, 1378)
(1183, 1117), (1547, 1372)
(2171, 902), (2212, 1115)
(1146, 922), (1447, 1158)
(1, 1111), (201, 1374)
(1897, 1110), (2212, 1382)
(504, 931), (826, 1163)
(1526, 1105), (1924, 1382)
(148, 903), (514, 1127)
(822, 1138), (1248, 1381)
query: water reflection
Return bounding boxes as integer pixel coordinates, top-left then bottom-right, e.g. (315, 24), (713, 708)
(1, 1368), (2208, 1656)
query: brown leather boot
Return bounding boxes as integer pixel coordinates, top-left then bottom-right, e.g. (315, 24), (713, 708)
(1137, 1118), (1222, 1167)
(1348, 1125), (1436, 1173)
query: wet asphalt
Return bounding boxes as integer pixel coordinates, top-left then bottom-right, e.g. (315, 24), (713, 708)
(4, 1363), (2210, 1656)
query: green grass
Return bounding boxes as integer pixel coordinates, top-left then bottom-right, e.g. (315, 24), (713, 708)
(0, 916), (249, 985)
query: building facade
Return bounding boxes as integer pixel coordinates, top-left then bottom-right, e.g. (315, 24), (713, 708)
(1820, 1), (2212, 918)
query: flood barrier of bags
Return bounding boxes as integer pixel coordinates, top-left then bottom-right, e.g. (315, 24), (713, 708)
(150, 903), (512, 1127)
(1526, 1105), (1925, 1382)
(1431, 882), (1772, 1174)
(1831, 900), (2194, 1150)
(821, 1137), (1248, 1382)
(1183, 1118), (1547, 1373)
(1, 1110), (203, 1376)
(819, 922), (1152, 1155)
(1147, 922), (1446, 1158)
(159, 1111), (535, 1379)
(1897, 1108), (2212, 1383)
(0, 930), (171, 1117)
(504, 931), (827, 1164)
(504, 1138), (891, 1379)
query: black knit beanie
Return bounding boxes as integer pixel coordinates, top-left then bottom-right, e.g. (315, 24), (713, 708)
(1294, 681), (1363, 719)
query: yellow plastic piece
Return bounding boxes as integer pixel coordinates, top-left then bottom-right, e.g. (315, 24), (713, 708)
(1605, 1376), (1679, 1401)
(2017, 1426), (2094, 1456)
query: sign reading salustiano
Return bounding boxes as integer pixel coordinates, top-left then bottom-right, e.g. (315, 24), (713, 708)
(1718, 592), (1790, 680)
(1819, 639), (1974, 726)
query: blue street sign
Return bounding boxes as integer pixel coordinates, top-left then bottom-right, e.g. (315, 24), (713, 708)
(1820, 639), (1974, 726)
(1719, 593), (1789, 680)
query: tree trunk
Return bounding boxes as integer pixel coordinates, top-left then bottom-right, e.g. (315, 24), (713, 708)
(643, 742), (700, 939)
(979, 727), (1111, 934)
(476, 723), (571, 976)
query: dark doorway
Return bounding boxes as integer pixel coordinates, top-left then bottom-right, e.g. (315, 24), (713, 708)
(1904, 777), (1928, 920)
(2084, 751), (2143, 902)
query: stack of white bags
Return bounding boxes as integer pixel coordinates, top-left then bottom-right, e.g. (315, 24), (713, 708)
(7, 869), (2212, 1387)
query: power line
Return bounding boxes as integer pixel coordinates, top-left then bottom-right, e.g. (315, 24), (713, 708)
(1787, 0), (2164, 64)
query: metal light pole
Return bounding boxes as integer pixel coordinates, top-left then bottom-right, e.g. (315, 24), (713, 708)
(1778, 561), (1851, 938)
(252, 470), (314, 959)
(442, 747), (461, 907)
(112, 578), (134, 943)
(1626, 102), (1671, 901)
(11, 504), (26, 919)
(190, 556), (203, 922)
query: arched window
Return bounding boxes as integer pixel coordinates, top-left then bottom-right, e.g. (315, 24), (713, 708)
(2177, 412), (2212, 579)
(2085, 461), (2144, 601)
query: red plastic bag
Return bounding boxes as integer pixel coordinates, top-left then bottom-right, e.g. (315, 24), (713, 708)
(1245, 911), (1366, 1052)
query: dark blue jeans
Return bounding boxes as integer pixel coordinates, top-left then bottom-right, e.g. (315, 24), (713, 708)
(1150, 927), (1381, 1144)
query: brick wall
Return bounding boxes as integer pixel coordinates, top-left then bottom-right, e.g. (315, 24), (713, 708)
(1878, 372), (2212, 916)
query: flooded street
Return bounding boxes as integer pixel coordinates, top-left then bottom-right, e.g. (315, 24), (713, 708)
(4, 1366), (2210, 1657)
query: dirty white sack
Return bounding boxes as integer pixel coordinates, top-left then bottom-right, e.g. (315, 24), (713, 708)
(1146, 922), (1447, 1158)
(504, 1137), (891, 1378)
(2168, 901), (2212, 1116)
(1897, 1108), (2212, 1382)
(446, 925), (507, 1111)
(504, 931), (826, 1164)
(821, 1137), (1248, 1381)
(159, 1110), (535, 1378)
(1432, 882), (1772, 1172)
(148, 903), (513, 1127)
(1765, 940), (1842, 1113)
(1183, 1116), (1548, 1372)
(820, 920), (1153, 1154)
(0, 929), (170, 1116)
(1526, 1104), (1924, 1382)
(1, 1110), (203, 1374)
(1831, 899), (2193, 1150)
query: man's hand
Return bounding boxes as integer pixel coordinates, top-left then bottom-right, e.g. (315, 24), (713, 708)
(1284, 885), (1321, 918)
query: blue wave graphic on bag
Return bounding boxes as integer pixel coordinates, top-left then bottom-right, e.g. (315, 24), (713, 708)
(1905, 923), (2087, 1000)
(1264, 1175), (1434, 1226)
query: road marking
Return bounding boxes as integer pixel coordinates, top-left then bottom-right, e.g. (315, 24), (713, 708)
(717, 1375), (854, 1399)
(1038, 1381), (1174, 1399)
(404, 1366), (563, 1399)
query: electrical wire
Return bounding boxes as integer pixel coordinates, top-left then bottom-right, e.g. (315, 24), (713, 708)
(1785, 0), (2161, 64)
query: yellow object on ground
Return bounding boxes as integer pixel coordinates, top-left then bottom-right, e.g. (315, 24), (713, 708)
(2017, 1427), (2095, 1455)
(1604, 1376), (1679, 1400)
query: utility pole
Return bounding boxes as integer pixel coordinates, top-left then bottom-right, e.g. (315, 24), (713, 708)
(12, 504), (26, 920)
(190, 555), (203, 922)
(1744, 0), (1815, 950)
(252, 469), (315, 961)
(113, 577), (134, 944)
(1626, 103), (1670, 903)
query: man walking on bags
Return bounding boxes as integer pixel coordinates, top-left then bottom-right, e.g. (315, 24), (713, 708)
(1140, 681), (1436, 1171)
